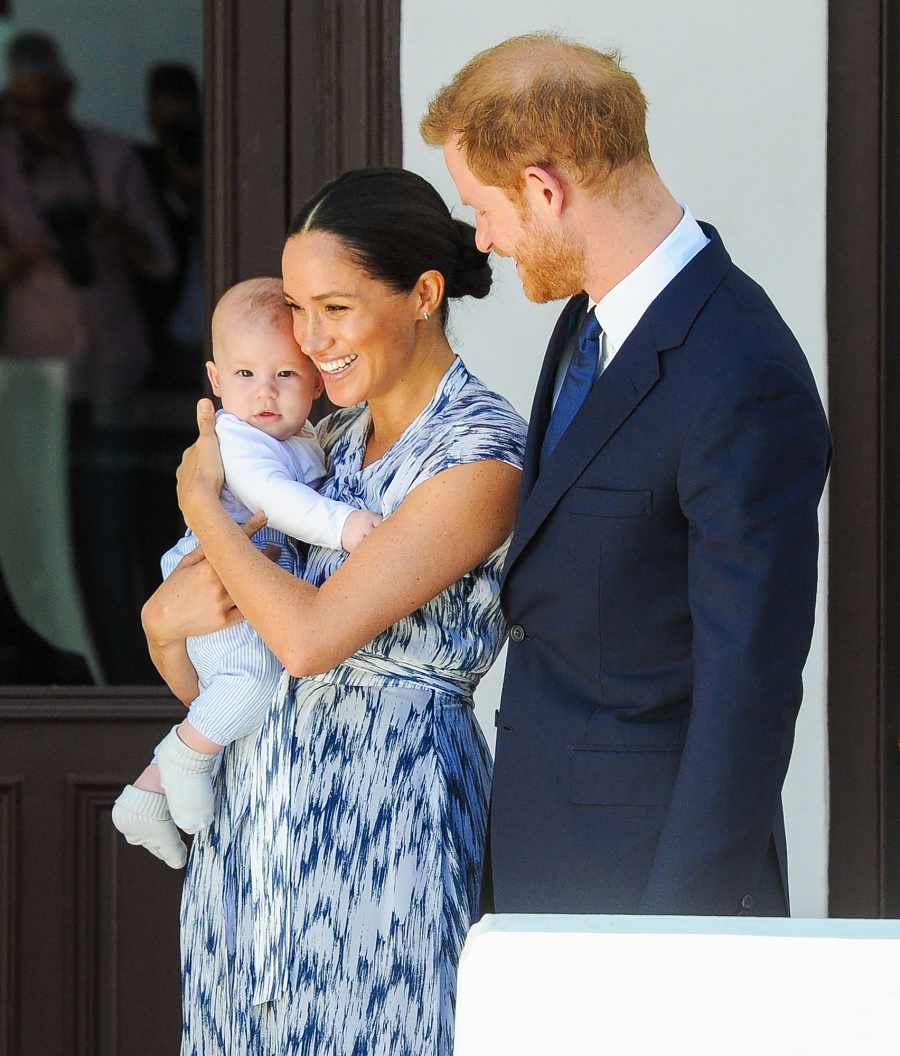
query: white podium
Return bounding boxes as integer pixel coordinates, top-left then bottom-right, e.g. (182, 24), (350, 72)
(454, 914), (900, 1055)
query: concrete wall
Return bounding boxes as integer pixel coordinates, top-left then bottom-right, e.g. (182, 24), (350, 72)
(0, 0), (203, 142)
(402, 0), (829, 916)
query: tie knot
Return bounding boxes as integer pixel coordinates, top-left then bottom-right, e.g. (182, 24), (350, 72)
(578, 311), (602, 353)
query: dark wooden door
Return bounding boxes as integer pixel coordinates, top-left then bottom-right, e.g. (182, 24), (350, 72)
(205, 0), (402, 295)
(0, 692), (186, 1055)
(0, 3), (400, 1052)
(827, 0), (900, 916)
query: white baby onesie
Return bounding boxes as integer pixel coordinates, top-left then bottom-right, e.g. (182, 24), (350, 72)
(160, 411), (358, 745)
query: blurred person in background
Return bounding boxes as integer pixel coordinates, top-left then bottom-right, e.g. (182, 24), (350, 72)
(143, 62), (200, 168)
(0, 32), (178, 684)
(138, 63), (205, 389)
(0, 31), (175, 416)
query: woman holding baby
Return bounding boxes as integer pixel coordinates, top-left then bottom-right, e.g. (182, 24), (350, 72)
(141, 168), (525, 1055)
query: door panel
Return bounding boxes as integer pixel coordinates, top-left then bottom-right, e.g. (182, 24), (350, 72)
(0, 692), (185, 1054)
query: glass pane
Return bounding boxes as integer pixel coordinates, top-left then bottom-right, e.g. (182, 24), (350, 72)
(0, 4), (204, 684)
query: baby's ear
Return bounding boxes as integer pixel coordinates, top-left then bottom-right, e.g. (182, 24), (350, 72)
(205, 360), (222, 397)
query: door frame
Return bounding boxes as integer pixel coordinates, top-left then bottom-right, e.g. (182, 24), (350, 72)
(826, 0), (900, 916)
(204, 0), (402, 298)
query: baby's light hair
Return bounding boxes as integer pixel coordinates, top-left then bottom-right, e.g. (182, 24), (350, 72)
(211, 276), (292, 351)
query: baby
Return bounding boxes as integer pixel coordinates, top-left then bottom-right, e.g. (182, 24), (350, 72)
(112, 277), (380, 867)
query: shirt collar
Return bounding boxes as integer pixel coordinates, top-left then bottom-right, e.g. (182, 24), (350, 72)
(587, 204), (709, 353)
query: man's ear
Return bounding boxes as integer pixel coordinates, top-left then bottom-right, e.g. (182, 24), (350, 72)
(205, 360), (222, 397)
(523, 164), (566, 219)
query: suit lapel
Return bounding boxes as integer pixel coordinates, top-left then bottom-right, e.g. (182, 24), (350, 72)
(502, 324), (660, 587)
(502, 221), (733, 590)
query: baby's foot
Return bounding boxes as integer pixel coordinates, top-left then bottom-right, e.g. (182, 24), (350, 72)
(155, 725), (219, 834)
(112, 785), (188, 869)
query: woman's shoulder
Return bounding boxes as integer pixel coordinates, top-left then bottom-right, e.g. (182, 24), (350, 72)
(439, 362), (527, 449)
(452, 366), (525, 419)
(409, 360), (527, 480)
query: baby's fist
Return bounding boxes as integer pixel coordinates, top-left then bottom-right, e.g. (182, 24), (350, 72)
(341, 509), (383, 551)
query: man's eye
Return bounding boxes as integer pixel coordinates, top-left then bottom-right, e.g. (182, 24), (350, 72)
(325, 304), (348, 313)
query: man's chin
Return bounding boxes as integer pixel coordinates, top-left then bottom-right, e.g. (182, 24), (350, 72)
(520, 274), (581, 304)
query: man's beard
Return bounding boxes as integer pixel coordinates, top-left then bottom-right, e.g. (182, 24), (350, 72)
(514, 221), (586, 304)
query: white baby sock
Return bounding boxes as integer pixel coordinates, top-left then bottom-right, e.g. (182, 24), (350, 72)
(155, 725), (220, 834)
(111, 784), (188, 869)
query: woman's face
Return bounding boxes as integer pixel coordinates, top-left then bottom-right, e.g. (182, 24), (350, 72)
(281, 231), (420, 407)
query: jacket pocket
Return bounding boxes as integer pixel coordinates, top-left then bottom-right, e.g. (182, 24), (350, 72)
(567, 487), (652, 518)
(570, 745), (680, 806)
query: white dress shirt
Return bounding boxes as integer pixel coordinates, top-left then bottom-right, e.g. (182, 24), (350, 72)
(216, 410), (355, 550)
(552, 205), (709, 407)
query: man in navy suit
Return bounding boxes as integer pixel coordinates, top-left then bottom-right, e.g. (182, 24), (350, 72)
(422, 33), (831, 916)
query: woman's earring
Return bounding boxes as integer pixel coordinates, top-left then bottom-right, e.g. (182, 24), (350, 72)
(422, 310), (430, 321)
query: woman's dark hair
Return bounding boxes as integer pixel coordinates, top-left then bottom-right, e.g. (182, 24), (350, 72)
(286, 168), (492, 325)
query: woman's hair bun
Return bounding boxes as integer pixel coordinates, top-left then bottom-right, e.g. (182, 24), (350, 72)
(288, 168), (494, 323)
(446, 218), (492, 300)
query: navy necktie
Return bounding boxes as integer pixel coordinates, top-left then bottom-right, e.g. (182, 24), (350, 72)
(541, 310), (602, 465)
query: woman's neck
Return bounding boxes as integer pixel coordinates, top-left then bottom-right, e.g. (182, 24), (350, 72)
(364, 337), (455, 464)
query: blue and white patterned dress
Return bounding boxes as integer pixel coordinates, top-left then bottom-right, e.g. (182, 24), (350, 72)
(180, 357), (526, 1055)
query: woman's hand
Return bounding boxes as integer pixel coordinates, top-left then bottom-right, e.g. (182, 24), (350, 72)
(176, 399), (225, 531)
(142, 552), (240, 645)
(142, 512), (270, 645)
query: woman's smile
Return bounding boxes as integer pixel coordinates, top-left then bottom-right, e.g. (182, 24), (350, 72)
(316, 352), (359, 377)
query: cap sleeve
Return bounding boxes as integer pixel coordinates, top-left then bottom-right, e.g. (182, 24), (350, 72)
(408, 390), (526, 494)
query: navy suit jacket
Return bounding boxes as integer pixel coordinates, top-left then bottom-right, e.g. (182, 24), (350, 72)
(485, 224), (831, 917)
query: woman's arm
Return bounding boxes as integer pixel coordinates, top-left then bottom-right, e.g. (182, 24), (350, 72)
(178, 402), (521, 676)
(217, 418), (354, 550)
(141, 511), (272, 702)
(143, 632), (198, 707)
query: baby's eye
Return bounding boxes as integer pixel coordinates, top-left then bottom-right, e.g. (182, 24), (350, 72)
(236, 369), (253, 378)
(277, 369), (297, 378)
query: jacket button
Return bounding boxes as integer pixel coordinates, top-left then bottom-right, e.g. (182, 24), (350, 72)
(510, 624), (526, 643)
(740, 894), (754, 913)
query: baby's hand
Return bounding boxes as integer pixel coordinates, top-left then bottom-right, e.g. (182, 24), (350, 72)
(341, 509), (383, 552)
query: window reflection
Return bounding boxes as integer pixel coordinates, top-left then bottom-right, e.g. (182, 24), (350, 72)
(0, 26), (203, 685)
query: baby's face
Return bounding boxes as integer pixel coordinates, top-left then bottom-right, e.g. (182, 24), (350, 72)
(208, 324), (323, 440)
